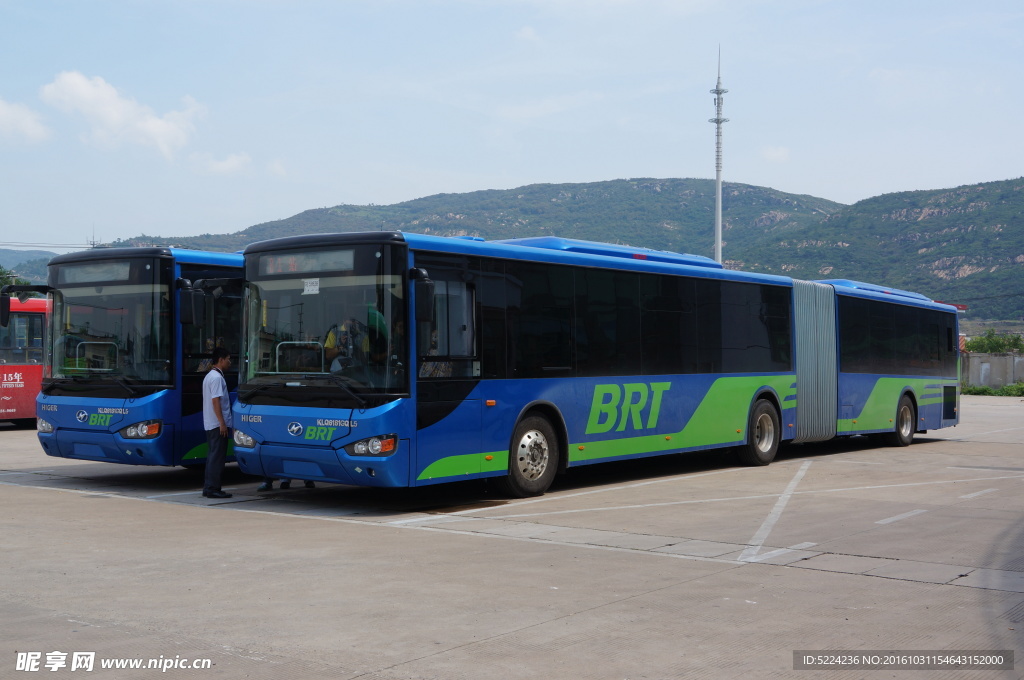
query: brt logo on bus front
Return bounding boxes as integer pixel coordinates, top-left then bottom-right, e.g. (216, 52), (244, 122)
(585, 382), (671, 434)
(76, 410), (115, 426)
(287, 421), (337, 441)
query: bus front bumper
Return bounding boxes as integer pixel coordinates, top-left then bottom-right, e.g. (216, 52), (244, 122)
(234, 440), (409, 487)
(40, 427), (176, 466)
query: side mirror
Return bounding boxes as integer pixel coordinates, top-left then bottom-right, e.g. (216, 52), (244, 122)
(176, 279), (205, 326)
(411, 269), (435, 324)
(0, 284), (51, 328)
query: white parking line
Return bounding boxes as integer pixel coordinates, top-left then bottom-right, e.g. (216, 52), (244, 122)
(875, 509), (927, 525)
(959, 488), (997, 499)
(387, 466), (749, 525)
(739, 461), (812, 562)
(476, 472), (1024, 520)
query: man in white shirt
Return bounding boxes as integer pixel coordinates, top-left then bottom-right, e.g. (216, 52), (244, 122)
(202, 347), (233, 499)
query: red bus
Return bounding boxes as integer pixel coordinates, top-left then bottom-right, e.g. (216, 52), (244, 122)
(0, 297), (46, 427)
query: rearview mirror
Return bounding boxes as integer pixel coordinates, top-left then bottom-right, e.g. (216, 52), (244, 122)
(411, 269), (435, 324)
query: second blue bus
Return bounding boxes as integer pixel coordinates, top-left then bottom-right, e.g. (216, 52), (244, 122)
(229, 232), (960, 497)
(15, 247), (244, 467)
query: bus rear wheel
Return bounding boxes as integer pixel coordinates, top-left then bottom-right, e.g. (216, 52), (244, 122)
(737, 399), (780, 466)
(884, 395), (916, 447)
(498, 415), (559, 498)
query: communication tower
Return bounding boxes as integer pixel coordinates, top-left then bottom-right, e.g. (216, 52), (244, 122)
(709, 51), (729, 263)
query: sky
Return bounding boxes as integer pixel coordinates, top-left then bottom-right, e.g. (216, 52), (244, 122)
(1, 0), (1022, 253)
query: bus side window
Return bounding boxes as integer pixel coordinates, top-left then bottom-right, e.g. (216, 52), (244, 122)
(421, 279), (477, 378)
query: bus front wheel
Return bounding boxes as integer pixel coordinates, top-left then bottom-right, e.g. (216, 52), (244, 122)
(499, 415), (559, 498)
(884, 395), (916, 447)
(737, 399), (780, 466)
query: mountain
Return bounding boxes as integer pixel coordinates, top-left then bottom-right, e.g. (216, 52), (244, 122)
(0, 249), (56, 269)
(107, 176), (1024, 319)
(735, 179), (1024, 319)
(0, 249), (55, 284)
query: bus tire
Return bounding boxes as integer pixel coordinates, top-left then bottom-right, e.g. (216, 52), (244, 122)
(737, 399), (780, 466)
(884, 395), (916, 447)
(498, 415), (559, 498)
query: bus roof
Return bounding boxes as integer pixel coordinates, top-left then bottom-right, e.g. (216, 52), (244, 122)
(48, 247), (242, 268)
(400, 232), (792, 286)
(240, 231), (950, 306)
(820, 279), (956, 312)
(493, 236), (722, 269)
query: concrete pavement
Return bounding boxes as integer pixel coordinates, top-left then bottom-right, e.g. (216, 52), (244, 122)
(2, 395), (1022, 679)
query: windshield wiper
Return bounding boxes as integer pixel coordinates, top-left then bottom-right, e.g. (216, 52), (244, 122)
(238, 382), (285, 400)
(41, 378), (73, 394)
(302, 374), (368, 408)
(41, 375), (89, 394)
(113, 378), (140, 398)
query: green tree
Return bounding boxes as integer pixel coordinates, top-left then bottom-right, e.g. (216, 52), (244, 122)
(0, 264), (30, 287)
(965, 329), (1024, 353)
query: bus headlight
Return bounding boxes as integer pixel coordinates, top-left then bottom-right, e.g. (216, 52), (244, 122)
(120, 420), (162, 439)
(234, 430), (255, 448)
(346, 434), (397, 457)
(37, 418), (54, 433)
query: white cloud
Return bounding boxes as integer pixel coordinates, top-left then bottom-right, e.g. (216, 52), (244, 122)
(39, 71), (203, 159)
(192, 152), (252, 175)
(760, 145), (791, 163)
(0, 98), (50, 142)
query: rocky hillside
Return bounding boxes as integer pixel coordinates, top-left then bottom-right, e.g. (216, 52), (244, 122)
(101, 176), (1024, 320)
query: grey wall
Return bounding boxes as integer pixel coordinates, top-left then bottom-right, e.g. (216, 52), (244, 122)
(964, 352), (1024, 388)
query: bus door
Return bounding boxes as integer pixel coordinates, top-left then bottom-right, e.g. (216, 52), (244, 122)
(179, 273), (242, 465)
(413, 270), (483, 482)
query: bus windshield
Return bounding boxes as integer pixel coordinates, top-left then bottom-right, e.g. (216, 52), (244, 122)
(0, 308), (44, 366)
(50, 260), (173, 388)
(241, 244), (406, 404)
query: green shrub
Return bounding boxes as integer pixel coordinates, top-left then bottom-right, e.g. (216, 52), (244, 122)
(962, 382), (1024, 396)
(999, 382), (1024, 397)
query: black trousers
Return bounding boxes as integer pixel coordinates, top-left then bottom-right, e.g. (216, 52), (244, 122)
(204, 428), (228, 493)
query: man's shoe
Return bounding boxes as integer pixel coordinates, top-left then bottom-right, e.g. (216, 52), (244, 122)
(279, 480), (291, 489)
(256, 481), (272, 492)
(203, 490), (232, 499)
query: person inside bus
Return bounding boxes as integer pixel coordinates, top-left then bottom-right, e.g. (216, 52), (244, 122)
(419, 330), (452, 378)
(325, 306), (388, 373)
(324, 319), (362, 371)
(333, 327), (391, 387)
(196, 337), (216, 372)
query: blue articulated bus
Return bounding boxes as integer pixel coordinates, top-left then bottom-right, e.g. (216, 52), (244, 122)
(4, 247), (244, 467)
(230, 232), (960, 497)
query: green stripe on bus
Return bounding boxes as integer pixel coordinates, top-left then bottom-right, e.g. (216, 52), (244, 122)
(837, 377), (955, 433)
(181, 440), (235, 461)
(417, 450), (509, 481)
(416, 375), (796, 480)
(571, 375), (796, 463)
(182, 442), (208, 461)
